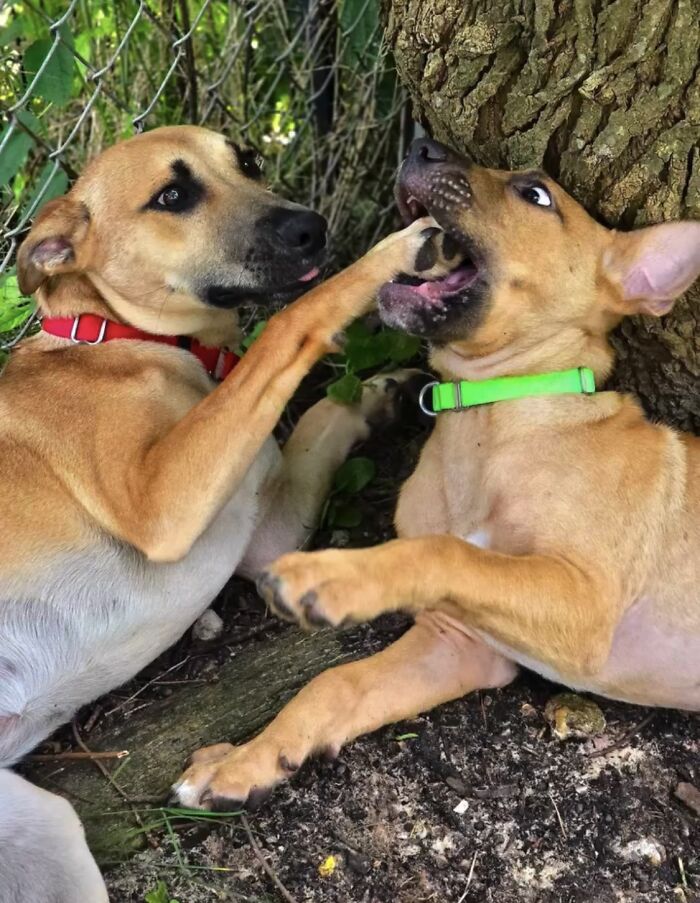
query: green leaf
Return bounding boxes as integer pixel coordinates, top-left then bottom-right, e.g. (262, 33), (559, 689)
(343, 325), (420, 372)
(339, 0), (381, 64)
(23, 26), (75, 107)
(0, 16), (26, 48)
(385, 330), (420, 363)
(0, 126), (32, 186)
(395, 732), (419, 741)
(345, 331), (392, 371)
(333, 456), (376, 494)
(144, 882), (179, 903)
(0, 274), (35, 333)
(327, 372), (362, 405)
(22, 162), (68, 216)
(327, 499), (363, 528)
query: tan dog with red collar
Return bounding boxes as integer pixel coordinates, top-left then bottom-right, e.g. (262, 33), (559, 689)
(0, 126), (449, 902)
(174, 137), (700, 811)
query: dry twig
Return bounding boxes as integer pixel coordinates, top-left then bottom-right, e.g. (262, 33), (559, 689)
(241, 813), (298, 903)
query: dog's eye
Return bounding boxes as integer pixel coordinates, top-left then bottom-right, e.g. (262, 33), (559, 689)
(518, 184), (552, 208)
(156, 185), (187, 209)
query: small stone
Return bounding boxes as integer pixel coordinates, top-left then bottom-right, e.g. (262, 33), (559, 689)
(544, 693), (606, 740)
(614, 837), (666, 867)
(520, 702), (538, 719)
(674, 782), (700, 817)
(346, 850), (371, 875)
(446, 775), (468, 795)
(330, 530), (350, 548)
(473, 784), (518, 800)
(191, 608), (224, 643)
(453, 799), (469, 815)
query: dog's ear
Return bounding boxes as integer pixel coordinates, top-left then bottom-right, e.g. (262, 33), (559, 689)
(17, 197), (92, 295)
(603, 221), (700, 316)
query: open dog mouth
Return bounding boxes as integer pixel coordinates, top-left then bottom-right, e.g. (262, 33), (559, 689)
(378, 180), (483, 332)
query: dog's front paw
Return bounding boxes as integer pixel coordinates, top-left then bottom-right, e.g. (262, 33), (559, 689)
(171, 736), (318, 811)
(371, 217), (460, 281)
(257, 549), (387, 630)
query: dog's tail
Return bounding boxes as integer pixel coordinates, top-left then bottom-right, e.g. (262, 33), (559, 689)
(0, 769), (108, 903)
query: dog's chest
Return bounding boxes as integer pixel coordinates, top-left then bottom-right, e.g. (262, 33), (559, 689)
(397, 410), (495, 542)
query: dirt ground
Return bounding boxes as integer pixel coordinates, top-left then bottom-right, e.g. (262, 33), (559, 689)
(34, 375), (699, 903)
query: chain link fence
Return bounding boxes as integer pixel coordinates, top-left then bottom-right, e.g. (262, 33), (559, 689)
(0, 0), (411, 351)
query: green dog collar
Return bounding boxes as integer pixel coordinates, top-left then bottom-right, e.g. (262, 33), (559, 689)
(418, 367), (596, 416)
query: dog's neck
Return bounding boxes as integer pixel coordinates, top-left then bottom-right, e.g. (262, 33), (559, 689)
(36, 274), (242, 349)
(430, 323), (616, 386)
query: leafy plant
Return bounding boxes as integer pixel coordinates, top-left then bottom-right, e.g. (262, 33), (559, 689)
(0, 273), (34, 333)
(325, 456), (376, 528)
(144, 882), (179, 903)
(23, 24), (76, 108)
(326, 320), (420, 405)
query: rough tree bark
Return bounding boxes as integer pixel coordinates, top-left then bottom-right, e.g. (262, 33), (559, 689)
(386, 0), (700, 431)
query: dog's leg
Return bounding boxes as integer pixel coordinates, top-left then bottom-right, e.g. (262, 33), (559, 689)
(258, 537), (617, 680)
(0, 770), (108, 903)
(172, 611), (516, 808)
(89, 220), (449, 564)
(239, 371), (417, 575)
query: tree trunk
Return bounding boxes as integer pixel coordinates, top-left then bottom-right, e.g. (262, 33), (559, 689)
(386, 0), (700, 431)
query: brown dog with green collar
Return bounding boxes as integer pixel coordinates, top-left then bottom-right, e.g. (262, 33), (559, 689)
(174, 137), (700, 811)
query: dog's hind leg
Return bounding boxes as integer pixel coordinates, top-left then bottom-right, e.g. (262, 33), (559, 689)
(173, 611), (516, 809)
(0, 769), (108, 903)
(238, 370), (417, 576)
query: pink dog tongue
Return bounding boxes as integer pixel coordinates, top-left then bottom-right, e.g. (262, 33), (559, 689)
(415, 265), (475, 300)
(299, 266), (320, 283)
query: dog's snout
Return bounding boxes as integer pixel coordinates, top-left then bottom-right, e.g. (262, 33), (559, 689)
(271, 208), (327, 256)
(408, 137), (450, 165)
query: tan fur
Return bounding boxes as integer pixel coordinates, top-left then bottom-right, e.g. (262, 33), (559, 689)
(5, 127), (441, 573)
(176, 149), (700, 809)
(0, 127), (452, 891)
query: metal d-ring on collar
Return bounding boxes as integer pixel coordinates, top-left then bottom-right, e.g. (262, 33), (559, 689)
(70, 315), (108, 344)
(418, 380), (440, 416)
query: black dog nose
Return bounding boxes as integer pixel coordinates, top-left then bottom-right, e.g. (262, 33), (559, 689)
(408, 137), (449, 164)
(271, 208), (327, 256)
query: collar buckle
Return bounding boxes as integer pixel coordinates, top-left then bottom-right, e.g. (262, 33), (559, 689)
(418, 381), (439, 417)
(70, 316), (108, 345)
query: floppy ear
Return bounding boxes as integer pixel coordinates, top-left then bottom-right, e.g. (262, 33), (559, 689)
(603, 221), (700, 317)
(17, 197), (91, 295)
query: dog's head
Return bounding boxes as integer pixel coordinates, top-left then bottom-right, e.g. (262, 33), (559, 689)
(379, 138), (700, 376)
(17, 126), (327, 339)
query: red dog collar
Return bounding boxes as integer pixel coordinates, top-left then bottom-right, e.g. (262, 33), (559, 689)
(41, 314), (240, 381)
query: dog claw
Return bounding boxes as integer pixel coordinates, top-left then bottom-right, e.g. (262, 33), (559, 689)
(257, 573), (297, 622)
(298, 590), (328, 628)
(331, 331), (347, 350)
(255, 571), (278, 603)
(246, 786), (271, 811)
(320, 743), (340, 762)
(279, 754), (300, 774)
